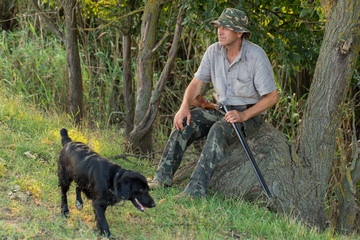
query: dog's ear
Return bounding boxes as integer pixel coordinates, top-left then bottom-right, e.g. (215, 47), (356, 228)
(115, 173), (131, 200)
(120, 180), (131, 200)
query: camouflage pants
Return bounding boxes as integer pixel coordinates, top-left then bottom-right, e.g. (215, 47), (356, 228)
(154, 107), (263, 197)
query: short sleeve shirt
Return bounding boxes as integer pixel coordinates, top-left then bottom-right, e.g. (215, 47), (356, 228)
(194, 39), (277, 106)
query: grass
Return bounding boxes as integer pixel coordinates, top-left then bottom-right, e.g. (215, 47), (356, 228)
(0, 29), (68, 111)
(0, 86), (358, 240)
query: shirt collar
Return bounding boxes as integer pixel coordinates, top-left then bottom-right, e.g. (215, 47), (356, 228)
(239, 39), (248, 60)
(219, 39), (248, 64)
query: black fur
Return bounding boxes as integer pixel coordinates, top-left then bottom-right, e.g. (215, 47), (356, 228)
(58, 128), (155, 237)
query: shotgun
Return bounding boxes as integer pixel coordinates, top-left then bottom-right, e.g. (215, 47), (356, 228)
(191, 95), (272, 199)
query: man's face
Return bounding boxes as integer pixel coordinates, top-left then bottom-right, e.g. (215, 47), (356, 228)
(217, 26), (242, 47)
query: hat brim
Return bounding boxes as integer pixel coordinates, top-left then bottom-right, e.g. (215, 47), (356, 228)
(211, 19), (251, 39)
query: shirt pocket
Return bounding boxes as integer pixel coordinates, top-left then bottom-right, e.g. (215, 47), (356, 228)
(230, 74), (255, 98)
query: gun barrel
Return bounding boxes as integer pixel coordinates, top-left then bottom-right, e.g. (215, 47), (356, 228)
(223, 105), (272, 199)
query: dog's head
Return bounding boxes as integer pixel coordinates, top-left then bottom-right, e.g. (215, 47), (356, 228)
(115, 170), (156, 211)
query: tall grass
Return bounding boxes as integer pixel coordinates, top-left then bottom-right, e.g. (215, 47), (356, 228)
(0, 29), (68, 112)
(1, 88), (356, 239)
(0, 23), (126, 128)
(266, 88), (307, 142)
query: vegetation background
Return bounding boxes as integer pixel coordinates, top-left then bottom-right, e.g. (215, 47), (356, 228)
(0, 0), (359, 239)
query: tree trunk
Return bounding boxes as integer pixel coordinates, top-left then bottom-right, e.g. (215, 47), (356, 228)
(210, 123), (292, 200)
(199, 0), (360, 231)
(64, 0), (83, 124)
(294, 0), (360, 228)
(108, 32), (122, 125)
(210, 123), (330, 228)
(130, 5), (186, 152)
(129, 0), (163, 152)
(295, 67), (311, 98)
(336, 117), (360, 233)
(115, 2), (137, 136)
(123, 31), (135, 136)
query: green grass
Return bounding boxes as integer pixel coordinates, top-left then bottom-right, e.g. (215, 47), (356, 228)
(0, 89), (357, 240)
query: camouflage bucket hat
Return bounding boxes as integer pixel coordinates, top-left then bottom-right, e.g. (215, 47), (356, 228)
(211, 8), (251, 39)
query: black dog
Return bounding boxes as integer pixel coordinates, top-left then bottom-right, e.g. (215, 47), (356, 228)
(58, 128), (155, 237)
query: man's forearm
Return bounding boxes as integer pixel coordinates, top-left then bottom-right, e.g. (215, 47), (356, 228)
(243, 89), (279, 119)
(225, 89), (279, 124)
(180, 77), (204, 109)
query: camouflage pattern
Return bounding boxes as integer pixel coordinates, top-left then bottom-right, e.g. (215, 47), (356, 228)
(153, 107), (263, 197)
(211, 8), (251, 39)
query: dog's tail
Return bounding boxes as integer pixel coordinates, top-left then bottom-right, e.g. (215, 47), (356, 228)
(60, 128), (72, 146)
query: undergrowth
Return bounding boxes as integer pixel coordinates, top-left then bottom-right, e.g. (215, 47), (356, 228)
(0, 84), (357, 240)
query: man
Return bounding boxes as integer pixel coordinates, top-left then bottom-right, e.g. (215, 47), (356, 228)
(149, 8), (279, 198)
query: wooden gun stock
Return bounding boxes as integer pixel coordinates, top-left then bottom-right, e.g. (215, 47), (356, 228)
(190, 95), (217, 110)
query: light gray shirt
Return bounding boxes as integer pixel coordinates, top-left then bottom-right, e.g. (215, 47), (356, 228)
(194, 39), (277, 106)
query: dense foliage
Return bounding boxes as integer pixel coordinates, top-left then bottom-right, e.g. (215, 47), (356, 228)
(0, 0), (327, 132)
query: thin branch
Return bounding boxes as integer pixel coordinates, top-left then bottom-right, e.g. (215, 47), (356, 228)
(151, 31), (170, 53)
(108, 153), (150, 163)
(80, 7), (145, 32)
(29, 0), (65, 42)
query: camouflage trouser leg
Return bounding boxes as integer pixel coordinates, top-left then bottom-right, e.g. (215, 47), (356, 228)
(153, 108), (221, 185)
(183, 112), (264, 197)
(182, 119), (236, 197)
(154, 107), (263, 195)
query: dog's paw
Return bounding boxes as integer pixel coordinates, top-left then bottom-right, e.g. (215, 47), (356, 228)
(61, 208), (70, 218)
(100, 230), (113, 239)
(76, 200), (83, 211)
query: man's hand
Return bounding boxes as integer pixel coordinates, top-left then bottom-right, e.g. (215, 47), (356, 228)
(174, 77), (204, 130)
(174, 106), (191, 130)
(223, 90), (279, 123)
(224, 110), (248, 123)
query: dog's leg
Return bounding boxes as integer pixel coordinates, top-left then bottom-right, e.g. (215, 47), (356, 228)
(60, 188), (70, 216)
(75, 187), (83, 211)
(58, 163), (71, 217)
(92, 201), (111, 238)
(59, 182), (71, 217)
